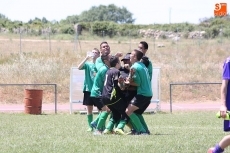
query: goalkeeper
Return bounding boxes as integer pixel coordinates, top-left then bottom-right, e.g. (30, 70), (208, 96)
(102, 56), (129, 135)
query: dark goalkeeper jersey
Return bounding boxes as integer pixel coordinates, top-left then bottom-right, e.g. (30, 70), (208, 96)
(102, 67), (123, 104)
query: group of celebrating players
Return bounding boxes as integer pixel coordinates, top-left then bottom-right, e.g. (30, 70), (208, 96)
(77, 41), (153, 135)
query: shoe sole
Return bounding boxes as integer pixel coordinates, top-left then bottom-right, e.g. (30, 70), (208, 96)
(115, 130), (125, 135)
(90, 122), (97, 129)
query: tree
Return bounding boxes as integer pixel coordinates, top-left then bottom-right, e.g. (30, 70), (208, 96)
(28, 19), (33, 24)
(60, 15), (79, 24)
(0, 13), (10, 28)
(42, 17), (48, 24)
(34, 17), (41, 22)
(0, 13), (7, 19)
(78, 4), (135, 23)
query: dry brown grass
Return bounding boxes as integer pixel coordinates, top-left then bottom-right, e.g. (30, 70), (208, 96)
(0, 35), (229, 104)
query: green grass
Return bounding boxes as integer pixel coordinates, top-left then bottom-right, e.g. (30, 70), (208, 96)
(0, 111), (229, 153)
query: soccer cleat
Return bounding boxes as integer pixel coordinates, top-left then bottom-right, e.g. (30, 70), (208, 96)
(207, 147), (214, 153)
(87, 128), (93, 132)
(146, 130), (151, 135)
(126, 129), (138, 135)
(103, 129), (113, 134)
(114, 128), (125, 135)
(139, 132), (149, 135)
(93, 130), (103, 135)
(90, 122), (97, 129)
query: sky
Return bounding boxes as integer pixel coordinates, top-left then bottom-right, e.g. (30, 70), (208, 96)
(0, 0), (229, 24)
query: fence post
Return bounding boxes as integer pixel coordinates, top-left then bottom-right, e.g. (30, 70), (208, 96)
(170, 83), (172, 113)
(75, 32), (78, 52)
(129, 30), (131, 52)
(102, 31), (105, 41)
(19, 28), (22, 54)
(48, 28), (51, 53)
(153, 35), (155, 57)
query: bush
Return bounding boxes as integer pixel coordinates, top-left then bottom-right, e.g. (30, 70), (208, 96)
(223, 27), (230, 37)
(183, 32), (189, 39)
(118, 24), (139, 37)
(160, 34), (167, 39)
(60, 25), (74, 35)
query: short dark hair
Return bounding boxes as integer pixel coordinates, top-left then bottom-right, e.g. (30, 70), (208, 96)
(100, 41), (108, 48)
(133, 49), (143, 61)
(109, 56), (119, 67)
(140, 41), (148, 50)
(141, 56), (150, 67)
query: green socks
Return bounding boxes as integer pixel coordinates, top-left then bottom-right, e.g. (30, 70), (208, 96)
(116, 120), (126, 129)
(128, 120), (137, 131)
(87, 114), (93, 128)
(136, 114), (149, 132)
(96, 111), (109, 131)
(91, 112), (101, 124)
(129, 113), (146, 133)
(106, 117), (115, 131)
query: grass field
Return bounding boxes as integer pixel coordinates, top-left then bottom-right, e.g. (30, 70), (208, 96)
(1, 111), (229, 153)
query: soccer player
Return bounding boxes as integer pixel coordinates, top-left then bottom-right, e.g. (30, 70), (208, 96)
(95, 41), (123, 71)
(208, 57), (230, 152)
(102, 56), (128, 135)
(136, 41), (153, 134)
(90, 41), (111, 130)
(119, 53), (137, 106)
(119, 53), (138, 133)
(90, 54), (110, 135)
(95, 41), (111, 71)
(77, 48), (100, 132)
(90, 42), (123, 132)
(138, 41), (153, 81)
(125, 49), (153, 134)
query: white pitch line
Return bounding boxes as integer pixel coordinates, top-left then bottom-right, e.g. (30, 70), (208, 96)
(166, 104), (218, 109)
(152, 126), (221, 130)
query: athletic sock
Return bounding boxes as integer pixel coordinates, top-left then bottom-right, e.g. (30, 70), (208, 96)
(91, 112), (101, 124)
(136, 114), (149, 131)
(116, 120), (127, 129)
(214, 144), (224, 153)
(126, 120), (137, 131)
(87, 114), (93, 128)
(129, 113), (146, 133)
(106, 117), (115, 131)
(96, 111), (109, 131)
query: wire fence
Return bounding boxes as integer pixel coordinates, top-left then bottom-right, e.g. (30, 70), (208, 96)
(0, 30), (230, 104)
(0, 28), (230, 56)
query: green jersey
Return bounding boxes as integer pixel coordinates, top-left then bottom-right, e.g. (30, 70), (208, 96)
(95, 57), (104, 71)
(90, 65), (109, 97)
(80, 62), (97, 92)
(131, 61), (152, 97)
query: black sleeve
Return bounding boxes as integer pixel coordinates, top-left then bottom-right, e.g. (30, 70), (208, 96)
(102, 72), (114, 99)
